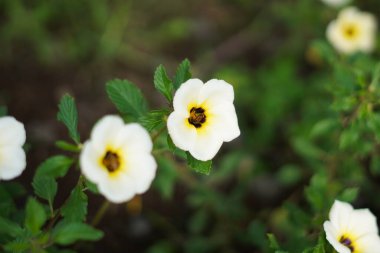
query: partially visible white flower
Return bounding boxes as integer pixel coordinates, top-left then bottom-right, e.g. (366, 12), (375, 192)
(80, 115), (157, 203)
(321, 0), (350, 8)
(167, 79), (240, 161)
(0, 116), (26, 180)
(324, 200), (380, 253)
(327, 7), (377, 54)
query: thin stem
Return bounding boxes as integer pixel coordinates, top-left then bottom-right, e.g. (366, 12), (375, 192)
(91, 200), (110, 227)
(151, 126), (166, 143)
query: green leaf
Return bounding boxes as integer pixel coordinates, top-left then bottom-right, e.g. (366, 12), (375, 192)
(3, 238), (30, 253)
(139, 109), (169, 132)
(84, 179), (99, 194)
(173, 59), (191, 89)
(186, 152), (212, 175)
(34, 156), (74, 179)
(55, 140), (81, 152)
(0, 216), (23, 237)
(61, 185), (88, 222)
(32, 176), (57, 207)
(53, 222), (104, 245)
(154, 65), (174, 102)
(106, 79), (148, 119)
(57, 94), (80, 144)
(0, 106), (7, 117)
(267, 233), (280, 250)
(153, 157), (178, 200)
(338, 187), (359, 203)
(24, 198), (47, 234)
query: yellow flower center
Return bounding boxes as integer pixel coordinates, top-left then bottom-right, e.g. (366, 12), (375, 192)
(188, 107), (206, 128)
(342, 24), (359, 40)
(102, 151), (121, 173)
(339, 235), (355, 252)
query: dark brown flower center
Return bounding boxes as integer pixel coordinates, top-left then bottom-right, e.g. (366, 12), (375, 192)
(102, 151), (120, 173)
(188, 107), (206, 128)
(339, 235), (354, 252)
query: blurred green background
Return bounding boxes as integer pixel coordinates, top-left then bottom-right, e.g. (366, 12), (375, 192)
(2, 0), (380, 252)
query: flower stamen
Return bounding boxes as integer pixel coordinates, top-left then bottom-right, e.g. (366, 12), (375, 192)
(339, 235), (355, 252)
(188, 107), (206, 128)
(102, 151), (120, 173)
(343, 25), (357, 39)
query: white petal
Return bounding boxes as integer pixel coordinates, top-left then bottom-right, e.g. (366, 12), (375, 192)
(114, 123), (153, 153)
(329, 200), (353, 232)
(90, 115), (124, 152)
(356, 234), (380, 253)
(126, 154), (157, 194)
(173, 79), (203, 116)
(189, 131), (224, 161)
(98, 174), (135, 203)
(199, 79), (234, 105)
(207, 102), (240, 142)
(0, 116), (26, 147)
(324, 221), (351, 253)
(0, 146), (26, 180)
(167, 112), (197, 151)
(79, 141), (109, 184)
(347, 209), (378, 238)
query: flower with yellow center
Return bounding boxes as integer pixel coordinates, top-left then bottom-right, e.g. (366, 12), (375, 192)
(324, 200), (380, 253)
(0, 116), (26, 180)
(80, 115), (157, 203)
(167, 78), (240, 161)
(327, 7), (377, 54)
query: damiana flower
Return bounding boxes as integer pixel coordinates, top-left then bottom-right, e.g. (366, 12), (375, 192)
(0, 116), (26, 180)
(80, 115), (157, 203)
(327, 7), (377, 54)
(324, 200), (380, 253)
(167, 79), (240, 161)
(321, 0), (350, 8)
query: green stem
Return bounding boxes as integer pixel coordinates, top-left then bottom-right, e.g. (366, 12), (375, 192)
(91, 200), (110, 227)
(151, 126), (166, 142)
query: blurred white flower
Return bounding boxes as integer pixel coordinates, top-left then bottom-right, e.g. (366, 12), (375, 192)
(167, 79), (240, 161)
(0, 116), (26, 180)
(80, 115), (156, 203)
(321, 0), (350, 8)
(327, 7), (377, 54)
(324, 200), (380, 253)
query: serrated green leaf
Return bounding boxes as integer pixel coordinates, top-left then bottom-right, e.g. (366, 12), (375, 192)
(0, 106), (7, 117)
(61, 185), (88, 222)
(0, 216), (23, 237)
(34, 156), (74, 179)
(25, 198), (47, 234)
(32, 176), (57, 207)
(106, 79), (148, 119)
(55, 140), (81, 152)
(84, 179), (99, 194)
(4, 238), (30, 253)
(154, 65), (173, 102)
(53, 222), (104, 245)
(173, 59), (191, 89)
(186, 152), (212, 175)
(139, 109), (169, 132)
(57, 94), (80, 144)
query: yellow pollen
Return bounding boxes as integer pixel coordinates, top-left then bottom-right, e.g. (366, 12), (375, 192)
(102, 151), (120, 173)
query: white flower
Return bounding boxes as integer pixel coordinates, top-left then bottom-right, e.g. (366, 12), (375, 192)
(0, 116), (26, 180)
(167, 78), (240, 161)
(324, 200), (380, 253)
(327, 7), (377, 54)
(321, 0), (350, 8)
(80, 115), (157, 203)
